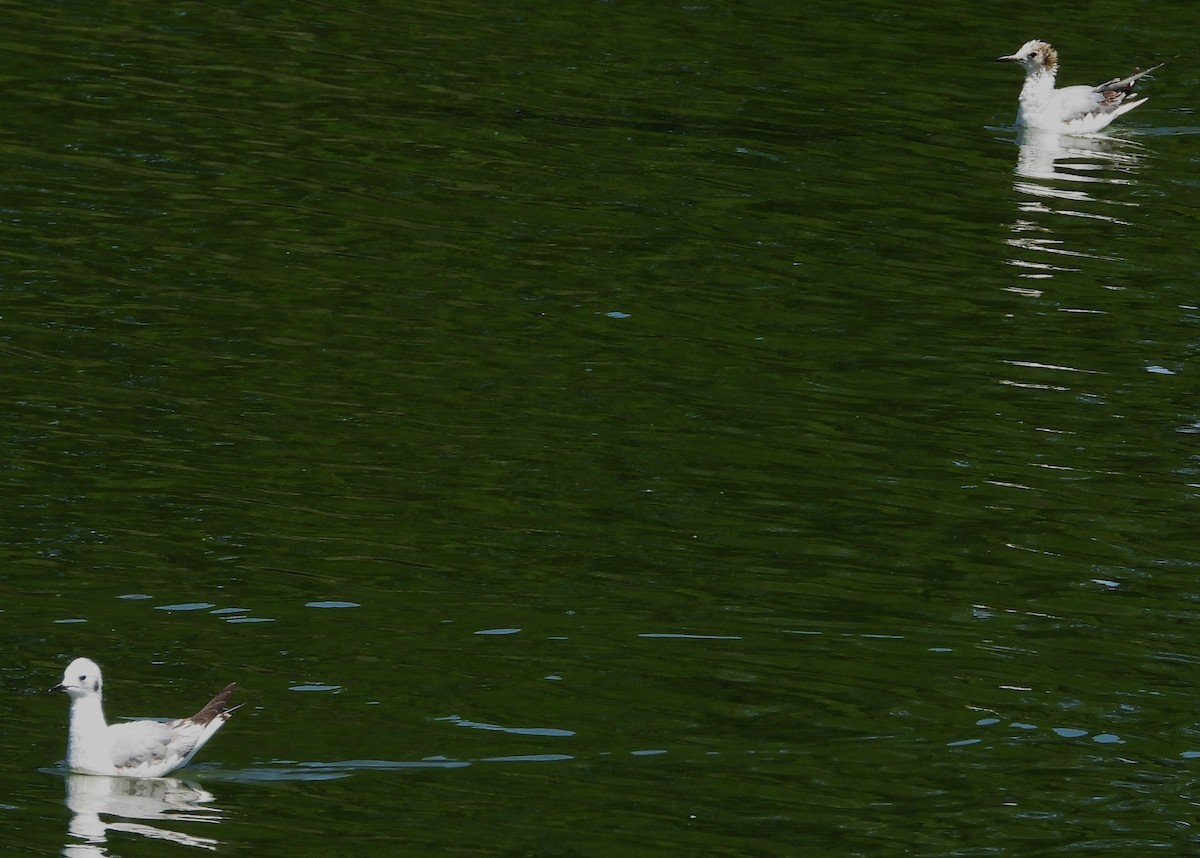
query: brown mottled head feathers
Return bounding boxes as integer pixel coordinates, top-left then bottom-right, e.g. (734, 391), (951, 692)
(996, 39), (1058, 75)
(1036, 42), (1058, 73)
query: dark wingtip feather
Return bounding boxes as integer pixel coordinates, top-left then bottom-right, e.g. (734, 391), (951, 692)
(189, 682), (238, 725)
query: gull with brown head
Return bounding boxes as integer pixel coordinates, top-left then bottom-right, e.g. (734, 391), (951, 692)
(996, 39), (1165, 134)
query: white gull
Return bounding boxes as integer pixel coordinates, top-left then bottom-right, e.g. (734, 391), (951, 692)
(996, 40), (1165, 134)
(51, 657), (239, 778)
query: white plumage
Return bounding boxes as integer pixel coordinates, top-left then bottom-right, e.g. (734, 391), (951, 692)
(51, 657), (239, 778)
(997, 39), (1164, 134)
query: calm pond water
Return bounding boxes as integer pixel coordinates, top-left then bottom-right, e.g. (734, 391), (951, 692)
(4, 0), (1200, 855)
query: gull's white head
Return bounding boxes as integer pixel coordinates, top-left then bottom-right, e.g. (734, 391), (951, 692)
(996, 39), (1058, 76)
(50, 657), (104, 699)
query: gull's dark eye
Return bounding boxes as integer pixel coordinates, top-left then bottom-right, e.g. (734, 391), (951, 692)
(78, 675), (86, 681)
(1028, 51), (1037, 59)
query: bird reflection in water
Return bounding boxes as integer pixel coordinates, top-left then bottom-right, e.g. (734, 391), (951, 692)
(62, 773), (223, 856)
(1005, 129), (1145, 285)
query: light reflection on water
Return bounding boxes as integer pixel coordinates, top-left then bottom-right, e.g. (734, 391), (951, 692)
(1003, 130), (1148, 286)
(58, 773), (222, 855)
(211, 748), (806, 782)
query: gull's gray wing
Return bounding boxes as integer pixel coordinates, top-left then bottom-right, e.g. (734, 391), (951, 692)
(1095, 61), (1167, 95)
(106, 719), (199, 771)
(105, 683), (238, 776)
(1047, 61), (1164, 126)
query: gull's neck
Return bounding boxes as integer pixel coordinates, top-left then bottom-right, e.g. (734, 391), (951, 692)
(1017, 65), (1058, 125)
(65, 694), (115, 775)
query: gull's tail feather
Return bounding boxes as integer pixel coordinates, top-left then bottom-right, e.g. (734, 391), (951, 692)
(1096, 60), (1168, 95)
(1109, 96), (1150, 121)
(188, 683), (238, 725)
(171, 683), (241, 772)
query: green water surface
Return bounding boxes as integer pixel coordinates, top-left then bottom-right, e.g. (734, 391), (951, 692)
(4, 0), (1200, 855)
